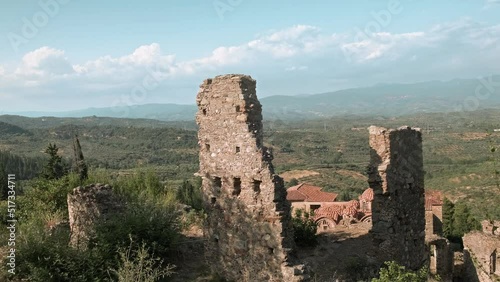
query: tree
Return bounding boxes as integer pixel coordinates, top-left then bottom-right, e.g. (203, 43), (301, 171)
(338, 190), (352, 201)
(443, 198), (480, 242)
(41, 143), (65, 180)
(72, 135), (88, 181)
(176, 178), (203, 210)
(287, 178), (299, 187)
(442, 197), (454, 238)
(292, 209), (318, 247)
(0, 163), (7, 200)
(452, 200), (481, 237)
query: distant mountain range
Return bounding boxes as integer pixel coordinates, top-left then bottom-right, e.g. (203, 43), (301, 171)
(6, 77), (500, 121)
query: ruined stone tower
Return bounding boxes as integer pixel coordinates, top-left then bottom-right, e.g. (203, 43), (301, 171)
(368, 126), (426, 270)
(196, 74), (304, 281)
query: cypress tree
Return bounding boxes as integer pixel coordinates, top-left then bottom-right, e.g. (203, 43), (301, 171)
(442, 197), (455, 238)
(72, 135), (88, 181)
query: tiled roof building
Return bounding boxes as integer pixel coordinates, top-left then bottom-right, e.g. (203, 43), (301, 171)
(286, 183), (338, 202)
(425, 190), (443, 237)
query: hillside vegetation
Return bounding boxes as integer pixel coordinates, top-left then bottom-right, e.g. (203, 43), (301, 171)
(1, 109), (499, 219)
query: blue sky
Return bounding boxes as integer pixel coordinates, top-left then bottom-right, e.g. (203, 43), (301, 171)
(0, 0), (500, 112)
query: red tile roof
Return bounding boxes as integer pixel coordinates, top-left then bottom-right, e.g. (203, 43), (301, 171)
(425, 190), (443, 211)
(313, 205), (342, 221)
(286, 183), (337, 202)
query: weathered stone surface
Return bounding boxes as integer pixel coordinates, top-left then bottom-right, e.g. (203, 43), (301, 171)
(463, 230), (500, 282)
(427, 235), (453, 281)
(482, 220), (500, 236)
(67, 183), (123, 249)
(367, 126), (426, 270)
(196, 74), (305, 281)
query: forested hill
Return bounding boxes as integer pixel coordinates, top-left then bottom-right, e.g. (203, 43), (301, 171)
(0, 151), (44, 180)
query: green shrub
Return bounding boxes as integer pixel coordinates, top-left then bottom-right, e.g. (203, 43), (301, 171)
(9, 169), (182, 282)
(111, 241), (175, 282)
(92, 200), (181, 264)
(372, 261), (429, 282)
(14, 224), (108, 282)
(176, 178), (203, 210)
(292, 209), (318, 247)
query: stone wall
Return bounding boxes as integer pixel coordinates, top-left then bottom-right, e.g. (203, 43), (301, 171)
(463, 230), (500, 281)
(196, 74), (304, 281)
(427, 236), (453, 280)
(482, 220), (500, 236)
(67, 183), (123, 249)
(367, 126), (426, 270)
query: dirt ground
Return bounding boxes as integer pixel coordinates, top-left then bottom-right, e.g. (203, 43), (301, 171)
(172, 222), (382, 282)
(280, 170), (320, 182)
(297, 223), (382, 281)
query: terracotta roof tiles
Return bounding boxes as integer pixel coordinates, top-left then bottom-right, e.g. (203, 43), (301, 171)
(286, 183), (337, 202)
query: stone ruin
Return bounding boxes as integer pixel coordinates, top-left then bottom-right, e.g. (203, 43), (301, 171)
(367, 126), (426, 270)
(462, 220), (500, 281)
(67, 183), (123, 249)
(196, 74), (305, 281)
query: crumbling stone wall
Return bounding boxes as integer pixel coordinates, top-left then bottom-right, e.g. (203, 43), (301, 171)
(196, 74), (304, 281)
(67, 183), (123, 249)
(463, 230), (500, 281)
(427, 236), (453, 280)
(368, 126), (426, 270)
(482, 220), (500, 236)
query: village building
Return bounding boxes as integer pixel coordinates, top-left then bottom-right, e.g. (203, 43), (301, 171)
(425, 190), (444, 237)
(286, 184), (374, 230)
(286, 183), (337, 213)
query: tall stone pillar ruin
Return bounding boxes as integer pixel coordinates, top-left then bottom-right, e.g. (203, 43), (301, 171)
(196, 74), (304, 281)
(367, 126), (426, 270)
(67, 184), (123, 249)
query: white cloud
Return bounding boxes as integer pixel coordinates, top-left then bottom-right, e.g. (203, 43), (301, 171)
(1, 19), (500, 111)
(484, 0), (500, 8)
(15, 47), (75, 78)
(74, 43), (175, 77)
(285, 66), (308, 71)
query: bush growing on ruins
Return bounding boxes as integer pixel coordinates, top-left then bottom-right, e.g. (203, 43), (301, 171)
(111, 241), (176, 282)
(372, 261), (429, 282)
(292, 209), (318, 247)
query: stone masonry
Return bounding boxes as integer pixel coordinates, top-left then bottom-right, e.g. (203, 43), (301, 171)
(368, 126), (426, 270)
(462, 222), (500, 282)
(196, 74), (305, 281)
(67, 183), (123, 249)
